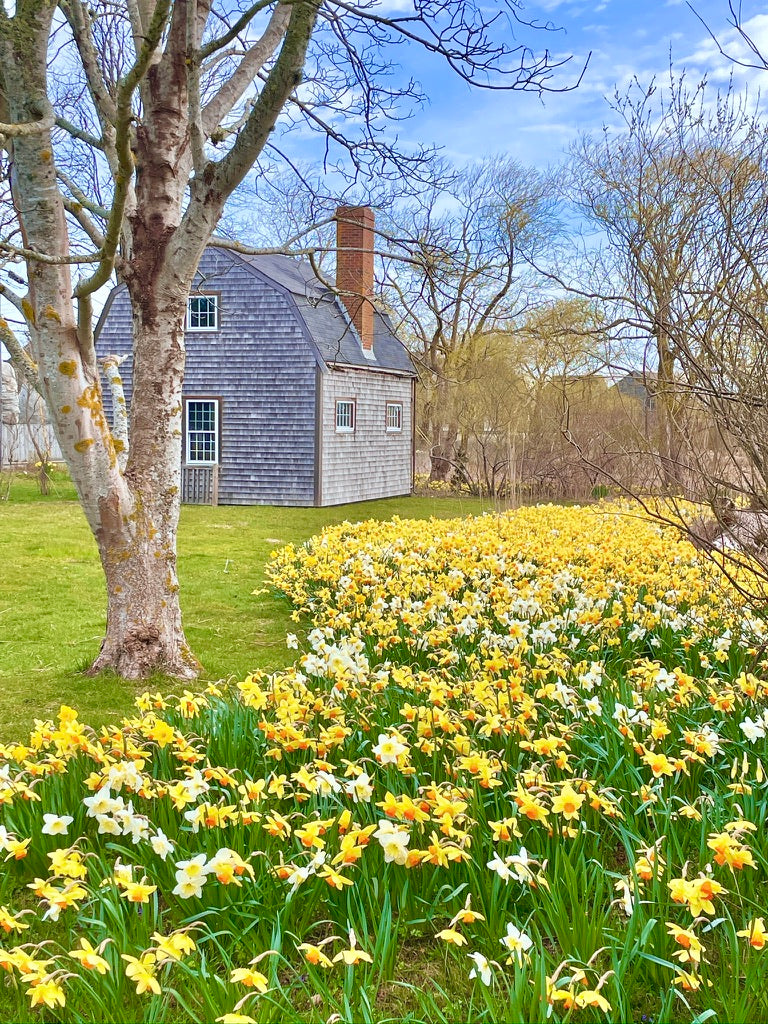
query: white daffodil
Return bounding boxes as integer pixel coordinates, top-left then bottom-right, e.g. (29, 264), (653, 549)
(95, 814), (122, 836)
(374, 820), (410, 864)
(150, 829), (174, 861)
(500, 923), (533, 965)
(173, 853), (210, 898)
(372, 733), (408, 764)
(41, 814), (74, 836)
(83, 787), (120, 818)
(467, 951), (493, 986)
(344, 772), (374, 803)
(487, 854), (513, 882)
(740, 717), (766, 743)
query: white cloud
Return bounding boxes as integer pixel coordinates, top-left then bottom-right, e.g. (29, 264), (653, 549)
(372, 0), (415, 11)
(682, 13), (768, 72)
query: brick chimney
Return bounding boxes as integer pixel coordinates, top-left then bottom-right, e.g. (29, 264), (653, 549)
(335, 205), (375, 352)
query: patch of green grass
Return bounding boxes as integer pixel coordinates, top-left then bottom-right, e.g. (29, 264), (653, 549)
(0, 470), (490, 741)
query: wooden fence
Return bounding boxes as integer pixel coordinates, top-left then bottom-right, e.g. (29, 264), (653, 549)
(181, 465), (219, 505)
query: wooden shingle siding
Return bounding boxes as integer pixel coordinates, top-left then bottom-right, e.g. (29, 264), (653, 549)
(96, 249), (318, 505)
(320, 368), (413, 505)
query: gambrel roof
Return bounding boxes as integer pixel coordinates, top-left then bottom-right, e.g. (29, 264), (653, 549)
(224, 248), (416, 377)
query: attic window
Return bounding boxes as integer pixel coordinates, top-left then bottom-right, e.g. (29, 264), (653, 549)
(187, 294), (219, 331)
(335, 399), (355, 433)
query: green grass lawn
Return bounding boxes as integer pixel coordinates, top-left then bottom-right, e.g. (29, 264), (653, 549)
(0, 468), (489, 741)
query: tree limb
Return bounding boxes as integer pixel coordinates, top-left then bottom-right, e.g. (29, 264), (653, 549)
(327, 0), (589, 93)
(57, 170), (110, 220)
(0, 316), (39, 392)
(0, 109), (55, 140)
(201, 2), (291, 138)
(99, 353), (130, 470)
(0, 281), (26, 315)
(62, 197), (107, 249)
(187, 0), (207, 173)
(60, 0), (118, 170)
(125, 0), (147, 50)
(200, 0), (274, 59)
(54, 115), (105, 151)
(205, 1), (319, 202)
(0, 241), (100, 265)
(75, 0), (173, 298)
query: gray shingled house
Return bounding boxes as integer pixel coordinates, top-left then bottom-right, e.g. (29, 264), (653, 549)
(95, 207), (417, 506)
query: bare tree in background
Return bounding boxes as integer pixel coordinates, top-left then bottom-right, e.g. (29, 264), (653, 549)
(439, 301), (617, 502)
(379, 155), (556, 484)
(0, 0), (586, 679)
(563, 76), (729, 491)
(510, 298), (619, 500)
(562, 73), (768, 594)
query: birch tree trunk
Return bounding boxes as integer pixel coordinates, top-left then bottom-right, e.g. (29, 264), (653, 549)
(91, 291), (197, 678)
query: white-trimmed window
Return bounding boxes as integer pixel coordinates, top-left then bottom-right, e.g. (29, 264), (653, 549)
(186, 399), (219, 464)
(386, 402), (403, 432)
(335, 399), (356, 432)
(186, 294), (219, 331)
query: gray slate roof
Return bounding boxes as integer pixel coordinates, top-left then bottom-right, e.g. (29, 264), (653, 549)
(227, 248), (416, 376)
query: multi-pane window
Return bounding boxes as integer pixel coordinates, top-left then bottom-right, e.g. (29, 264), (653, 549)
(186, 294), (219, 331)
(335, 399), (355, 432)
(386, 402), (403, 432)
(186, 399), (219, 464)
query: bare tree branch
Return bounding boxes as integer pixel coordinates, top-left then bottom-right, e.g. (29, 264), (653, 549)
(54, 114), (106, 150)
(0, 316), (39, 392)
(0, 109), (55, 139)
(202, 3), (291, 136)
(99, 353), (129, 470)
(74, 0), (174, 298)
(0, 241), (101, 265)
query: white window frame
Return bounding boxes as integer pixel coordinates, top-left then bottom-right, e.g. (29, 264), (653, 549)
(335, 399), (356, 433)
(186, 293), (219, 332)
(386, 402), (403, 432)
(185, 399), (219, 465)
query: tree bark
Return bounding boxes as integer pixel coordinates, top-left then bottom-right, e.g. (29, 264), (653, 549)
(99, 355), (129, 472)
(88, 283), (200, 679)
(0, 7), (197, 681)
(655, 323), (686, 493)
(92, 487), (197, 679)
(426, 376), (459, 482)
(429, 430), (457, 482)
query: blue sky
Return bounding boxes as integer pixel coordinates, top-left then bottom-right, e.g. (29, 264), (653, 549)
(384, 0), (768, 171)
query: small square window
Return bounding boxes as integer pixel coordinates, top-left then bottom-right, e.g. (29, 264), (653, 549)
(335, 399), (355, 432)
(386, 402), (403, 432)
(187, 294), (219, 331)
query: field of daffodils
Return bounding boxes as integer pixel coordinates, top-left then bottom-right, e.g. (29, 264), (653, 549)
(0, 503), (766, 1022)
